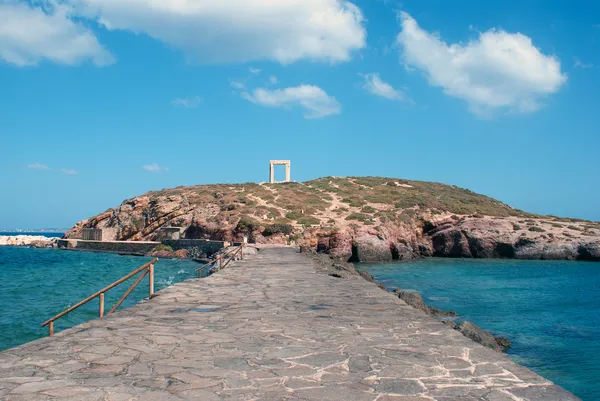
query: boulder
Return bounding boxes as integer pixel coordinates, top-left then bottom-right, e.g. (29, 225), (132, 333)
(351, 236), (392, 262)
(391, 243), (416, 260)
(428, 306), (458, 317)
(456, 321), (502, 352)
(495, 336), (511, 351)
(394, 290), (429, 315)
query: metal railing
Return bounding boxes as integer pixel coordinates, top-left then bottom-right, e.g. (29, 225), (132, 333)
(196, 244), (244, 275)
(41, 258), (158, 336)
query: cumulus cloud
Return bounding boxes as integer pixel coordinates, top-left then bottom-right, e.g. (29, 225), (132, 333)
(28, 163), (49, 170)
(249, 67), (261, 75)
(360, 73), (408, 101)
(60, 169), (78, 175)
(0, 2), (113, 67)
(396, 12), (567, 115)
(242, 85), (341, 119)
(142, 163), (169, 173)
(269, 76), (279, 85)
(69, 0), (365, 64)
(171, 96), (202, 108)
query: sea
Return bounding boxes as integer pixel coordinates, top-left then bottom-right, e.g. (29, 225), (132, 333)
(357, 258), (600, 401)
(0, 235), (207, 352)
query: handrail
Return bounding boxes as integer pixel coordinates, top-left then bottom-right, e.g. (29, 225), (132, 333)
(196, 244), (244, 275)
(41, 258), (158, 336)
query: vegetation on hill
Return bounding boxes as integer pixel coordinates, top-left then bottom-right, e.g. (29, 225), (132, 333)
(65, 176), (600, 262)
(144, 176), (538, 231)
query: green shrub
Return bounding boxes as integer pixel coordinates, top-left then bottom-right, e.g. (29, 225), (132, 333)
(512, 223), (521, 231)
(285, 211), (304, 220)
(362, 206), (376, 214)
(297, 216), (320, 226)
(528, 226), (545, 233)
(152, 244), (173, 253)
(346, 213), (372, 223)
(236, 215), (260, 232)
(567, 225), (582, 231)
(262, 224), (293, 237)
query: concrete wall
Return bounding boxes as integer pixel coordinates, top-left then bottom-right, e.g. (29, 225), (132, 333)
(57, 238), (227, 258)
(162, 239), (228, 258)
(57, 239), (160, 256)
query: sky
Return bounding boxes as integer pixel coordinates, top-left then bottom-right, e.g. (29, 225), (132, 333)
(1, 0), (599, 229)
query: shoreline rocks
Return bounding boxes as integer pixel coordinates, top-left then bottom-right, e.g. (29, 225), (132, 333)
(457, 321), (511, 352)
(0, 235), (59, 248)
(392, 288), (510, 352)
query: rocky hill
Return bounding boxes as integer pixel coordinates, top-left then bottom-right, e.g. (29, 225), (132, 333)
(64, 176), (600, 262)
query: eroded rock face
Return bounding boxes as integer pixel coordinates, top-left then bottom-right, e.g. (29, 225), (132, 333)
(421, 218), (600, 262)
(351, 236), (393, 262)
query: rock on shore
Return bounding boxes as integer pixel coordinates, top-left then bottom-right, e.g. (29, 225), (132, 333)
(0, 235), (58, 248)
(63, 176), (600, 262)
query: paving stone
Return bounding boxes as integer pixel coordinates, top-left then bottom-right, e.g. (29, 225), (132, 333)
(0, 248), (580, 400)
(376, 378), (425, 395)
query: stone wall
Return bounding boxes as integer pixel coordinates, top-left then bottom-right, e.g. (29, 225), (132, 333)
(162, 239), (228, 259)
(56, 239), (227, 258)
(57, 239), (160, 255)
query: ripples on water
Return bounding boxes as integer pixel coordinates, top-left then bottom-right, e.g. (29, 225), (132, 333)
(0, 247), (204, 351)
(357, 258), (600, 401)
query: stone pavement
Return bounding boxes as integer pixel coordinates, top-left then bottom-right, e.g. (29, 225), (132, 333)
(0, 248), (578, 400)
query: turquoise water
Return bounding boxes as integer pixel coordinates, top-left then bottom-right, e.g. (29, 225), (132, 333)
(357, 258), (600, 400)
(0, 247), (204, 351)
(1, 232), (63, 238)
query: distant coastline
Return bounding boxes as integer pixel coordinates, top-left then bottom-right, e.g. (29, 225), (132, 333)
(0, 229), (66, 235)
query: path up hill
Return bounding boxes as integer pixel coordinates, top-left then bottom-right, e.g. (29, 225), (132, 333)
(64, 176), (600, 261)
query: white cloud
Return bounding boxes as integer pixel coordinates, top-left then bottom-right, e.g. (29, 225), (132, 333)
(142, 163), (169, 173)
(360, 73), (408, 101)
(171, 96), (202, 108)
(230, 80), (245, 90)
(269, 76), (279, 85)
(60, 169), (78, 175)
(249, 67), (261, 75)
(0, 2), (113, 67)
(396, 12), (567, 115)
(28, 163), (49, 170)
(69, 0), (366, 64)
(242, 85), (341, 119)
(574, 57), (593, 69)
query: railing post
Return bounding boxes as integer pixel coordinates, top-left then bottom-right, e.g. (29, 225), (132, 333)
(149, 264), (154, 299)
(49, 321), (54, 336)
(240, 244), (243, 260)
(219, 255), (223, 269)
(99, 293), (104, 318)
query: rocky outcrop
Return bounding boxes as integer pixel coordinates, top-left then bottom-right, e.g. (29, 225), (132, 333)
(457, 321), (511, 352)
(0, 235), (58, 248)
(391, 288), (508, 352)
(63, 177), (600, 262)
(422, 217), (600, 262)
(394, 289), (429, 314)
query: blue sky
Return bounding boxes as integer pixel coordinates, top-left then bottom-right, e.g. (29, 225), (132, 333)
(1, 0), (599, 228)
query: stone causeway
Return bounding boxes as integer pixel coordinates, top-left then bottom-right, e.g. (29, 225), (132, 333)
(0, 247), (579, 400)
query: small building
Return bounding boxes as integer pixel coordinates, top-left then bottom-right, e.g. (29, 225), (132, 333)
(82, 228), (103, 241)
(159, 227), (182, 240)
